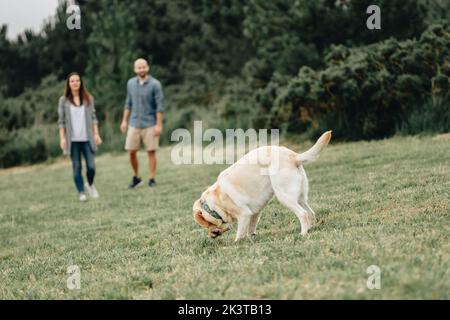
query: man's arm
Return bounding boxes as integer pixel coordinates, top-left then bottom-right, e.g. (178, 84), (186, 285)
(153, 81), (164, 136)
(121, 83), (132, 133)
(154, 112), (163, 136)
(120, 109), (131, 133)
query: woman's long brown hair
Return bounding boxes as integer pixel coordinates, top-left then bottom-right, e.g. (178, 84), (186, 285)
(64, 72), (91, 106)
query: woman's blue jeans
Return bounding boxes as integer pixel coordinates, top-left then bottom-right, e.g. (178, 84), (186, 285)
(70, 141), (96, 193)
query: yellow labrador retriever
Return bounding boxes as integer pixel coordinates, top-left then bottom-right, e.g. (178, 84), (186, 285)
(193, 131), (332, 241)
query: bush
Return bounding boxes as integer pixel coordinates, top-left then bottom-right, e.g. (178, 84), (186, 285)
(267, 21), (450, 140)
(0, 75), (64, 131)
(0, 128), (50, 168)
(399, 94), (450, 135)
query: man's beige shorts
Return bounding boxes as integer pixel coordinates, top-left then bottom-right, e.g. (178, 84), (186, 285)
(125, 126), (159, 151)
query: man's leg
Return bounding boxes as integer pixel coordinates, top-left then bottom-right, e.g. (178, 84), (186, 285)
(143, 126), (159, 186)
(147, 150), (156, 180)
(129, 150), (139, 177)
(125, 126), (144, 188)
(127, 149), (143, 189)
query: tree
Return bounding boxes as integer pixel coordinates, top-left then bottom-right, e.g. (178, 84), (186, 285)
(242, 0), (428, 86)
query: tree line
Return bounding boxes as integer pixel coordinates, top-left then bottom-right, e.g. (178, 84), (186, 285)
(0, 0), (448, 167)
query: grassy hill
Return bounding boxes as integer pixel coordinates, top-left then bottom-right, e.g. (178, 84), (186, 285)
(0, 134), (449, 299)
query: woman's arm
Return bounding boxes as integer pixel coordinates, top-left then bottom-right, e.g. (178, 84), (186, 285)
(90, 96), (102, 145)
(93, 123), (102, 145)
(57, 97), (67, 151)
(90, 96), (99, 125)
(59, 127), (67, 151)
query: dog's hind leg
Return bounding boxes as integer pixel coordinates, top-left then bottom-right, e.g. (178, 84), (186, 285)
(299, 191), (316, 228)
(270, 168), (310, 235)
(276, 192), (310, 236)
(298, 167), (316, 228)
(299, 200), (316, 229)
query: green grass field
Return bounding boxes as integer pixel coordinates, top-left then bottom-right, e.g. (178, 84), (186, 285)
(0, 134), (449, 299)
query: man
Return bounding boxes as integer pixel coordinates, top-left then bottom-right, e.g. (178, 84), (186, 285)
(120, 58), (164, 188)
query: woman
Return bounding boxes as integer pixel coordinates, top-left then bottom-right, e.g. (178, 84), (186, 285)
(58, 72), (102, 201)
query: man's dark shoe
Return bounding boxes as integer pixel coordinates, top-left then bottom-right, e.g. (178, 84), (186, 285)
(148, 178), (156, 187)
(128, 176), (143, 189)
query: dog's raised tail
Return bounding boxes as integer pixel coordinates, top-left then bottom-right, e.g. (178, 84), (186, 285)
(297, 130), (332, 165)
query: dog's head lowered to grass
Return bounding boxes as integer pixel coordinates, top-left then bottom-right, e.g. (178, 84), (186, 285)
(192, 198), (230, 239)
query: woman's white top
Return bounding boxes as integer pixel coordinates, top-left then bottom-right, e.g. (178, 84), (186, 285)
(70, 104), (88, 142)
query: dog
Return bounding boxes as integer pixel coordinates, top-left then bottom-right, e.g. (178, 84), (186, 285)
(193, 131), (332, 241)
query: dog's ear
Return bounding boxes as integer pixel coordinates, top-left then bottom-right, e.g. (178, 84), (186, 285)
(193, 210), (211, 228)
